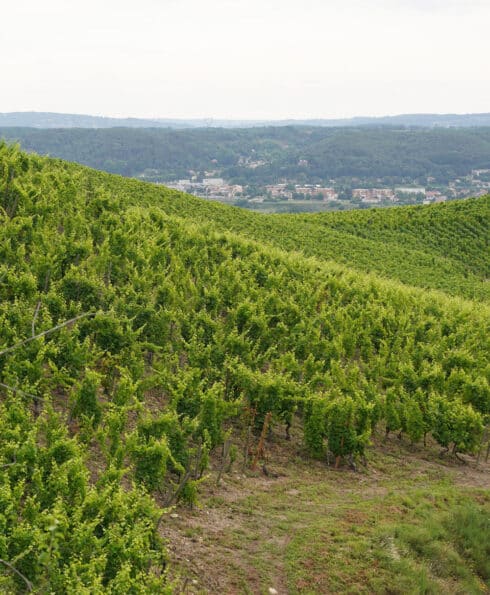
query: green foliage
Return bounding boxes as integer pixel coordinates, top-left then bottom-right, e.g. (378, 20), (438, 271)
(130, 436), (170, 492)
(326, 397), (358, 460)
(430, 396), (484, 454)
(179, 479), (199, 508)
(405, 396), (425, 444)
(71, 370), (102, 427)
(385, 389), (402, 436)
(197, 387), (224, 448)
(137, 412), (188, 470)
(303, 398), (326, 458)
(0, 143), (488, 591)
(0, 400), (167, 593)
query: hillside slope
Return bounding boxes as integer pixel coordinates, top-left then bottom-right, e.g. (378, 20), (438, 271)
(263, 198), (490, 300)
(0, 145), (489, 592)
(81, 170), (489, 300)
(290, 198), (490, 278)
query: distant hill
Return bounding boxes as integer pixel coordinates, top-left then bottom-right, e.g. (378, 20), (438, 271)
(0, 111), (194, 129)
(2, 125), (490, 185)
(1, 111), (490, 129)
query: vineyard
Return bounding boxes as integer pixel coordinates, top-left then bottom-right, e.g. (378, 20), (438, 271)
(0, 143), (489, 592)
(85, 172), (490, 301)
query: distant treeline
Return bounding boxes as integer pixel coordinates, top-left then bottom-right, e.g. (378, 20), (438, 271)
(1, 126), (490, 184)
(2, 110), (490, 128)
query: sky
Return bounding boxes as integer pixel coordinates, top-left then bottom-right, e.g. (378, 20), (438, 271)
(1, 0), (489, 120)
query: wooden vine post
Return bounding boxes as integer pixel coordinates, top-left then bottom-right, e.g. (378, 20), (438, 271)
(251, 412), (272, 471)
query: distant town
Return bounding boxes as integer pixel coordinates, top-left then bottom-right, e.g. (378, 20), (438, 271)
(2, 124), (489, 214)
(164, 168), (490, 211)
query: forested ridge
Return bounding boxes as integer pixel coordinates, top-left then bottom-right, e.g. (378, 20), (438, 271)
(2, 126), (490, 184)
(0, 144), (489, 592)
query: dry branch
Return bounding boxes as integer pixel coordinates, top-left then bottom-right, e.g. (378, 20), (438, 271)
(31, 301), (41, 337)
(0, 559), (33, 591)
(0, 382), (44, 402)
(0, 312), (95, 358)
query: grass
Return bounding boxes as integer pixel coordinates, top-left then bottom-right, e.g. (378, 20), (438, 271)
(284, 487), (489, 594)
(163, 437), (490, 594)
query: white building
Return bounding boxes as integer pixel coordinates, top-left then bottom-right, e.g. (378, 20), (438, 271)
(395, 187), (426, 196)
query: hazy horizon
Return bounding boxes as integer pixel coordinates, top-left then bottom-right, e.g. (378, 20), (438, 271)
(2, 0), (490, 120)
(2, 109), (490, 123)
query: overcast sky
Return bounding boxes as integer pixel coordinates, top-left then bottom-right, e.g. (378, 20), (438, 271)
(2, 0), (489, 120)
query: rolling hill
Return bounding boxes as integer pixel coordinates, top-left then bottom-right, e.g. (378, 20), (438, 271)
(79, 169), (490, 301)
(0, 144), (488, 592)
